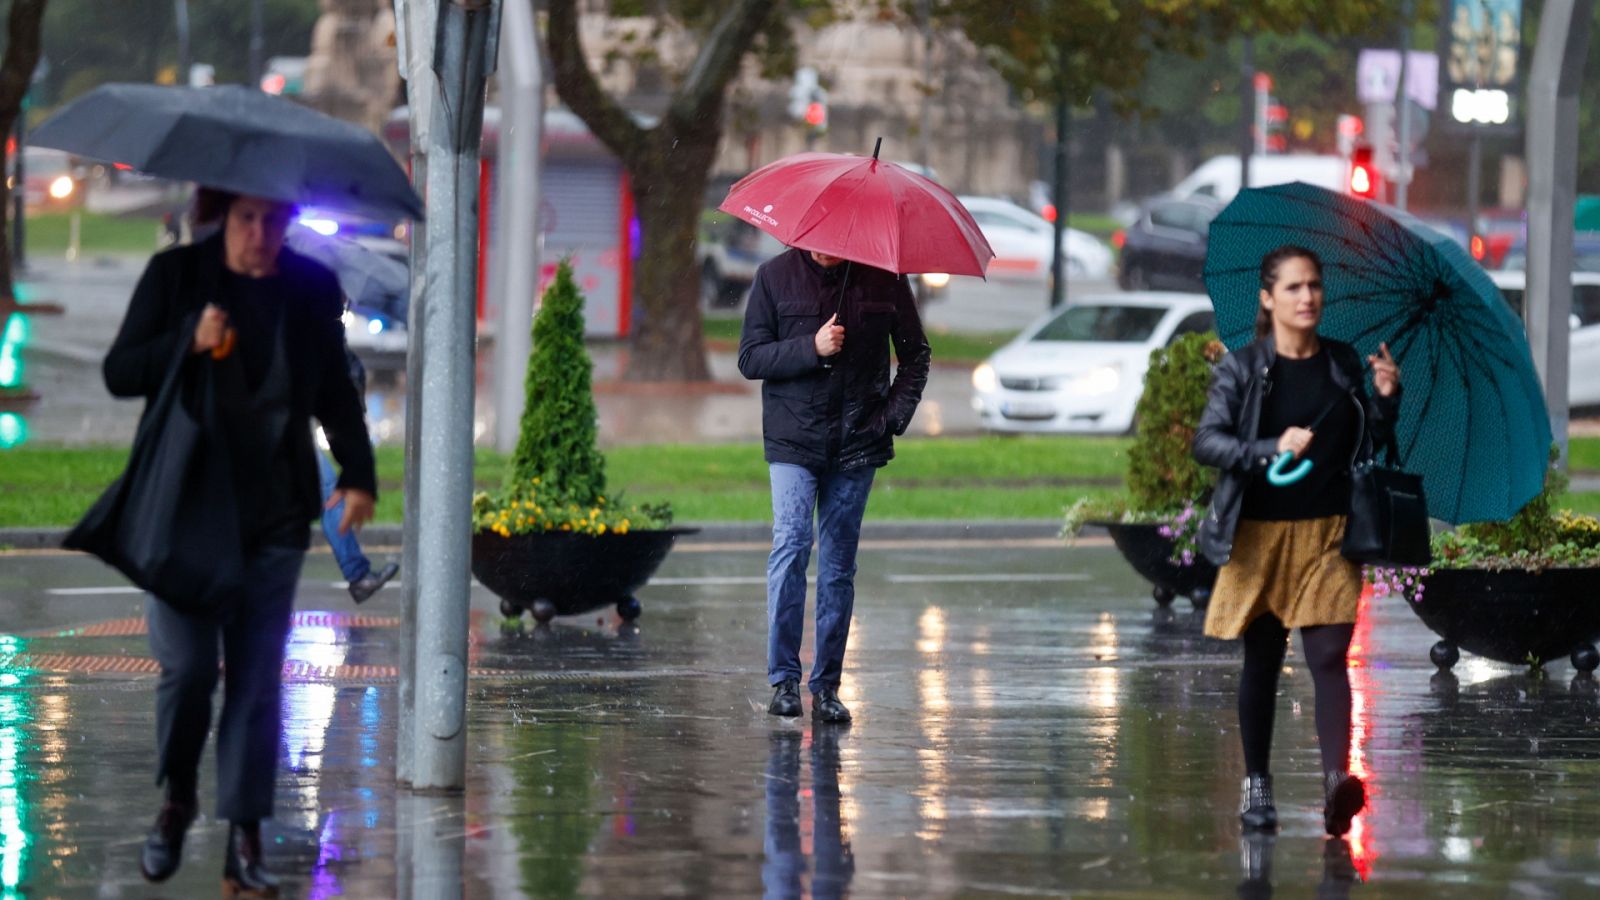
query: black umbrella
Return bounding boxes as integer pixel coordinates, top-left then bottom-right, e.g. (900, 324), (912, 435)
(30, 84), (422, 222)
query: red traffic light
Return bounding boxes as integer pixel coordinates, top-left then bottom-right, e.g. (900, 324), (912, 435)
(1470, 235), (1486, 260)
(1040, 204), (1057, 223)
(1348, 147), (1379, 199)
(804, 101), (827, 128)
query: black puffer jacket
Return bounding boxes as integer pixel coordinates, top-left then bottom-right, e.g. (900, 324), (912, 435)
(1192, 335), (1400, 566)
(737, 249), (931, 471)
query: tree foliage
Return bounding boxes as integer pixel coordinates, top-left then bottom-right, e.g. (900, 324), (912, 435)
(940, 0), (1406, 110)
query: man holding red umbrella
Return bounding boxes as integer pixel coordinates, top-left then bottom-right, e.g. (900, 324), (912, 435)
(726, 143), (990, 723)
(737, 245), (930, 723)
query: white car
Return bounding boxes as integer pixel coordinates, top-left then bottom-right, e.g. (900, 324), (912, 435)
(971, 293), (1217, 434)
(957, 195), (1114, 281)
(1490, 269), (1600, 409)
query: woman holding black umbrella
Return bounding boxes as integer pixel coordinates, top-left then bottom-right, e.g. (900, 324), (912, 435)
(104, 188), (376, 894)
(1192, 246), (1400, 838)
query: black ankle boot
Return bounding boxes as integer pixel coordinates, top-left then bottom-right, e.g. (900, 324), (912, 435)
(223, 821), (279, 898)
(138, 796), (197, 883)
(1323, 771), (1366, 836)
(1239, 773), (1277, 832)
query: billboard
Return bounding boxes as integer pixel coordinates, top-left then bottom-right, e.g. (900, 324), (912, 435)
(1439, 0), (1521, 127)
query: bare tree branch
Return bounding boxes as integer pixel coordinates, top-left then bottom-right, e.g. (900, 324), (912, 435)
(546, 0), (649, 164)
(668, 0), (776, 128)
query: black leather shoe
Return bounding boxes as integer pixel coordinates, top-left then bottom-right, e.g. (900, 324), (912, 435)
(812, 688), (851, 724)
(348, 562), (399, 604)
(223, 821), (279, 898)
(139, 799), (196, 883)
(1239, 773), (1278, 832)
(1323, 771), (1366, 837)
(768, 679), (802, 717)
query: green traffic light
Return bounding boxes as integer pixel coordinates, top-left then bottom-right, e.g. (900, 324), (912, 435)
(1, 313), (27, 346)
(0, 412), (26, 449)
(0, 313), (26, 390)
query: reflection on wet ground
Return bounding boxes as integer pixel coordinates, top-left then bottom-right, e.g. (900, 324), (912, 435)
(1, 543), (1599, 896)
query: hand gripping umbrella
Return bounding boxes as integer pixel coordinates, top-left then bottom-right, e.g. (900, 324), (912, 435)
(1204, 182), (1551, 524)
(30, 83), (422, 222)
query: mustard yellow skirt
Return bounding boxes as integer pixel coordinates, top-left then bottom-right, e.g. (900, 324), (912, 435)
(1203, 516), (1363, 640)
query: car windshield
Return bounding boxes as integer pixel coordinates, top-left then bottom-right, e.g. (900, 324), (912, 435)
(1031, 305), (1167, 343)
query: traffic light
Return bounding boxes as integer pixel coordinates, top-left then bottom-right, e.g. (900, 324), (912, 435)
(0, 312), (27, 390)
(1348, 147), (1380, 199)
(804, 98), (827, 130)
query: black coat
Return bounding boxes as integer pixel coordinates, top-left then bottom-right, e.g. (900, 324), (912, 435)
(1192, 335), (1400, 566)
(737, 249), (931, 472)
(103, 235), (377, 532)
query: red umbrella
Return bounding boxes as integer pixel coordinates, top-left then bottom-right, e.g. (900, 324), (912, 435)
(717, 142), (993, 277)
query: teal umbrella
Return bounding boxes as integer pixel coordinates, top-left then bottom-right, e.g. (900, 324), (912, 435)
(1203, 182), (1551, 524)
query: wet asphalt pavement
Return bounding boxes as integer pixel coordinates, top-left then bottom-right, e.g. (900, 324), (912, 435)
(0, 540), (1598, 898)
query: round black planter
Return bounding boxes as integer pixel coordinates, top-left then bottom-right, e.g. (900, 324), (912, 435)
(1097, 521), (1218, 608)
(1410, 568), (1600, 671)
(471, 527), (698, 623)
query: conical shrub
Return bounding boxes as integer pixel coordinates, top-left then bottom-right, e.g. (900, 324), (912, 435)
(1126, 332), (1223, 513)
(509, 259), (606, 504)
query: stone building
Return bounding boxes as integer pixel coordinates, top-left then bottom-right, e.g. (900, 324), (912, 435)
(301, 0), (404, 134)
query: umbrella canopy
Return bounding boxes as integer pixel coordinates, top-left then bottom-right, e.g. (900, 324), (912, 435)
(285, 225), (410, 322)
(717, 149), (993, 277)
(1203, 182), (1551, 524)
(30, 84), (422, 222)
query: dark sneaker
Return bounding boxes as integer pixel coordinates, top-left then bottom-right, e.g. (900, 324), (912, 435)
(812, 688), (852, 724)
(139, 799), (196, 883)
(348, 562), (399, 604)
(1323, 771), (1366, 837)
(1239, 773), (1278, 832)
(768, 679), (802, 717)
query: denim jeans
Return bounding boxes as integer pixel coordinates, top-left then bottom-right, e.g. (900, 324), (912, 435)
(767, 463), (875, 693)
(317, 447), (370, 582)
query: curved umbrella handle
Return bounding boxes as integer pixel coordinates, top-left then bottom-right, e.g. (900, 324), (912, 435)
(1267, 450), (1313, 487)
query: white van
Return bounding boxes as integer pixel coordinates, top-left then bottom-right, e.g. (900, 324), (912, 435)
(1169, 154), (1348, 204)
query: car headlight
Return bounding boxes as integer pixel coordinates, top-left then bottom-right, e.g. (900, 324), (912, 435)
(1067, 364), (1121, 396)
(921, 272), (951, 289)
(48, 175), (74, 200)
(972, 362), (998, 393)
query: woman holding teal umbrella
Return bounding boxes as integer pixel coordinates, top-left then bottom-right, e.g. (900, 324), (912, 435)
(1192, 246), (1401, 838)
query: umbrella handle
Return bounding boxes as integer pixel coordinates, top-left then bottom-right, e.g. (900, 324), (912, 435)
(1267, 451), (1313, 487)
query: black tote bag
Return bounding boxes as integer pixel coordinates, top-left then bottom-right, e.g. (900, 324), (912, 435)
(63, 321), (244, 613)
(1340, 398), (1432, 567)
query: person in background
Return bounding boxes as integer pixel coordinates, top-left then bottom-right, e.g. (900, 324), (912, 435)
(318, 345), (397, 603)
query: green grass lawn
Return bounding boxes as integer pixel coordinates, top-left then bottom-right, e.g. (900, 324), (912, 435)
(25, 211), (163, 258)
(701, 315), (1013, 366)
(7, 435), (1600, 528)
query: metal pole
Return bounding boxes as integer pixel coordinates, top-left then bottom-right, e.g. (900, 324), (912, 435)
(1049, 92), (1067, 309)
(1393, 0), (1413, 210)
(392, 0), (438, 788)
(411, 0), (500, 792)
(1526, 0), (1594, 467)
(174, 0), (191, 85)
(1238, 37), (1253, 193)
(490, 0), (544, 453)
(1467, 133), (1482, 262)
(249, 0), (266, 89)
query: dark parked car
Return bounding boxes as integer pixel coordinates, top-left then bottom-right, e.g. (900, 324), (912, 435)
(1116, 195), (1222, 293)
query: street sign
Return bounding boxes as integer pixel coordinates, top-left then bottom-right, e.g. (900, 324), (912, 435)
(1357, 49), (1440, 110)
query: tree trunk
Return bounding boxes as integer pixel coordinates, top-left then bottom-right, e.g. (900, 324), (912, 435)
(0, 0), (47, 313)
(623, 129), (718, 382)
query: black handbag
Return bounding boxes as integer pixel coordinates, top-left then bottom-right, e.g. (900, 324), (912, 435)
(63, 319), (244, 614)
(1340, 396), (1431, 567)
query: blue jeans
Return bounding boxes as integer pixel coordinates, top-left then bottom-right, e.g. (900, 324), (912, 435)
(317, 447), (370, 582)
(767, 463), (875, 693)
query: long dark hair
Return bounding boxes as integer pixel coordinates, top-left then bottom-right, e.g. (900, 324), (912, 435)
(1255, 245), (1323, 339)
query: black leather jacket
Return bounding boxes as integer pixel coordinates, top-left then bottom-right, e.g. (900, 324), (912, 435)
(1192, 336), (1400, 566)
(737, 249), (931, 472)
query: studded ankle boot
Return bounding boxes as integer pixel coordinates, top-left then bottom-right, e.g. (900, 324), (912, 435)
(1239, 773), (1278, 832)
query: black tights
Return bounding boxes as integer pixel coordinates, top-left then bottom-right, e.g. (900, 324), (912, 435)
(1239, 614), (1354, 775)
